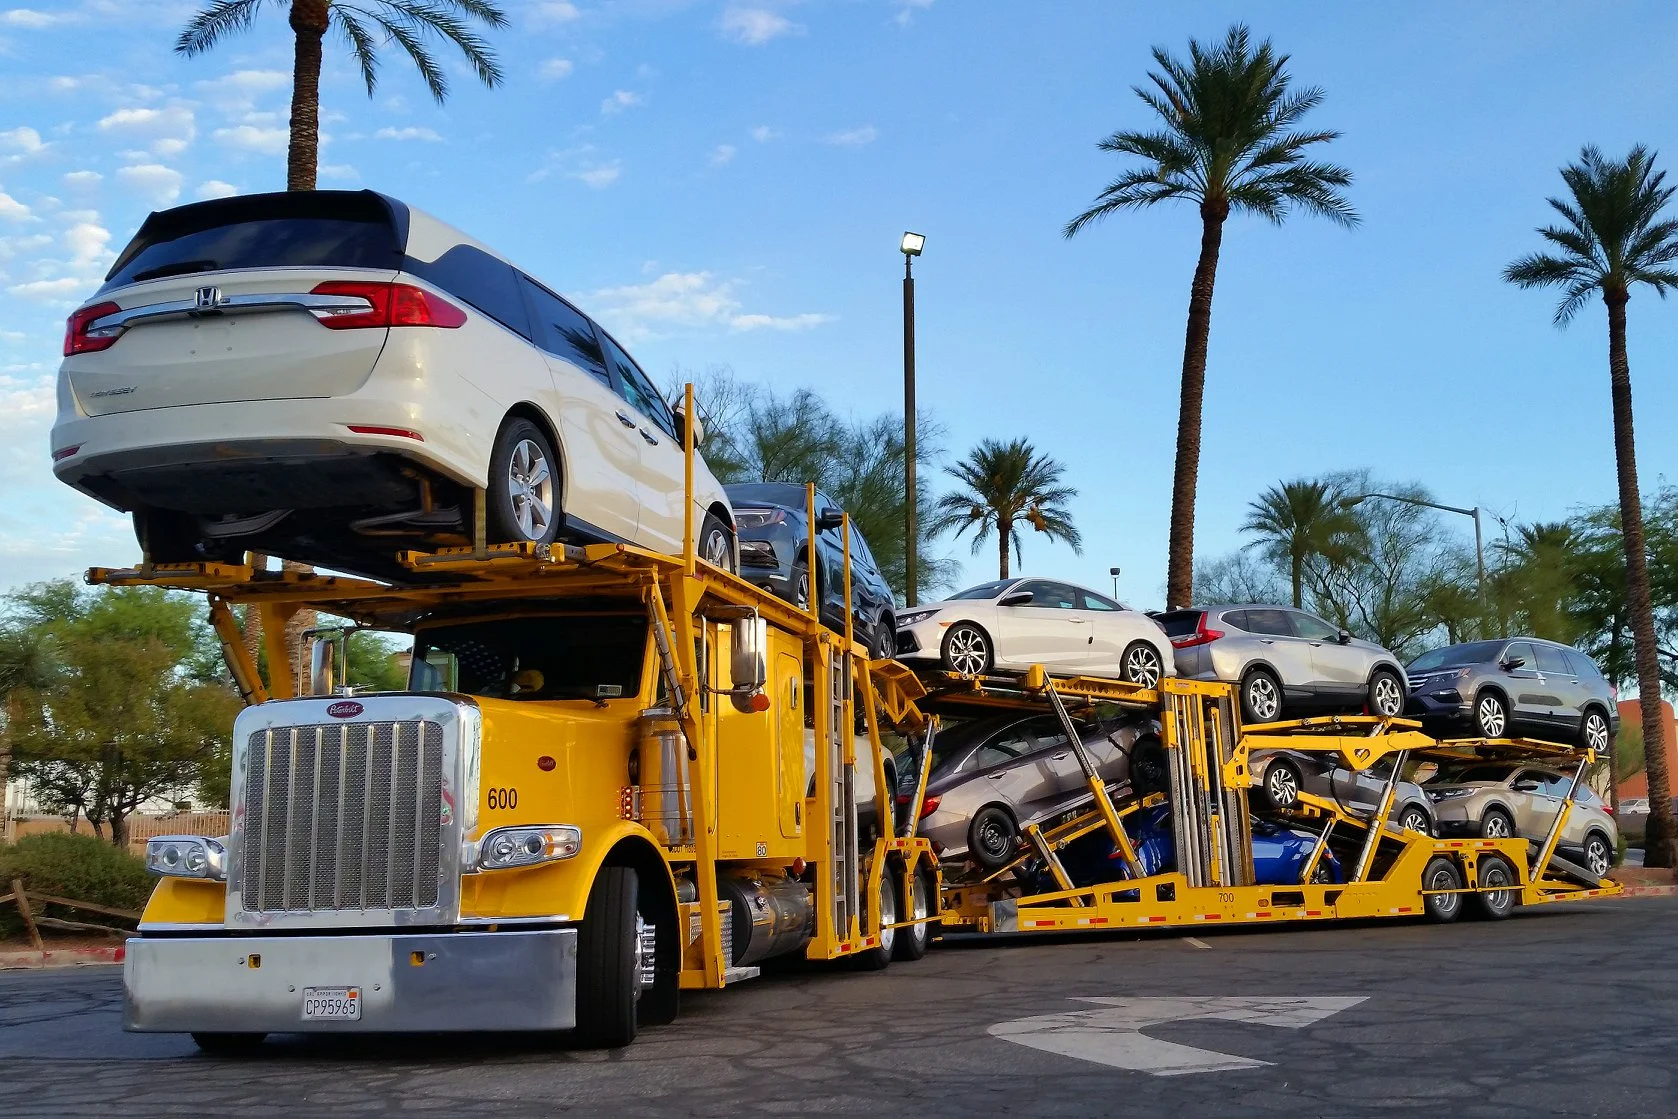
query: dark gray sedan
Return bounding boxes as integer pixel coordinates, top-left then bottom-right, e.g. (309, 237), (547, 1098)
(900, 712), (1163, 871)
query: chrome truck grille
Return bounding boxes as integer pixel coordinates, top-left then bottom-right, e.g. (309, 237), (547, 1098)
(227, 697), (479, 929)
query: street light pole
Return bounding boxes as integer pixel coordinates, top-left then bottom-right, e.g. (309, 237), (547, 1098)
(900, 232), (924, 606)
(1110, 566), (1122, 600)
(1343, 491), (1487, 605)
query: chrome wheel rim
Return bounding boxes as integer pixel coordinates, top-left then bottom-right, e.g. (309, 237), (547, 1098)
(633, 913), (656, 996)
(909, 872), (930, 948)
(1483, 814), (1511, 839)
(795, 570), (810, 611)
(1247, 676), (1280, 721)
(1586, 838), (1611, 876)
(947, 627), (987, 676)
(1266, 766), (1299, 807)
(1585, 714), (1610, 752)
(1125, 645), (1162, 688)
(1477, 696), (1506, 738)
(702, 527), (731, 570)
(1401, 809), (1430, 835)
(1481, 864), (1512, 910)
(1428, 866), (1461, 916)
(877, 876), (897, 956)
(507, 439), (554, 540)
(1373, 676), (1403, 716)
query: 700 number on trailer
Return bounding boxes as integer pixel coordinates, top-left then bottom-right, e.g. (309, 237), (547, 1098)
(486, 787), (519, 810)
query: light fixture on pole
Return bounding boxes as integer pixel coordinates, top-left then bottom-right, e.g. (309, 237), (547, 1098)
(901, 231), (925, 606)
(1110, 566), (1122, 600)
(1341, 492), (1487, 605)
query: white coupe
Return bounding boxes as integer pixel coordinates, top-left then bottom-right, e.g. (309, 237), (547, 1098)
(894, 577), (1175, 685)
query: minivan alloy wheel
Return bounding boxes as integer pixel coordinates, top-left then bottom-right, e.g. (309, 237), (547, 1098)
(507, 438), (554, 540)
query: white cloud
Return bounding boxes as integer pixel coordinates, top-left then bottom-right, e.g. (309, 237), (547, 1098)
(212, 124), (288, 155)
(196, 179), (238, 200)
(894, 0), (934, 25)
(195, 69), (288, 98)
(750, 125), (778, 143)
(569, 163), (621, 189)
(539, 57), (574, 81)
(152, 137), (190, 158)
(720, 7), (801, 45)
(97, 105), (197, 151)
(373, 126), (442, 141)
(600, 90), (642, 115)
(63, 220), (110, 265)
(62, 170), (101, 189)
(0, 191), (32, 222)
(318, 163), (360, 181)
(822, 125), (877, 147)
(530, 1), (579, 23)
(0, 126), (45, 155)
(116, 163), (183, 206)
(0, 8), (75, 27)
(6, 276), (84, 300)
(0, 232), (52, 258)
(709, 144), (736, 167)
(585, 271), (833, 341)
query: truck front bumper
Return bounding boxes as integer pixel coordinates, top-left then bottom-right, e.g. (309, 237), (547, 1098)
(124, 928), (577, 1034)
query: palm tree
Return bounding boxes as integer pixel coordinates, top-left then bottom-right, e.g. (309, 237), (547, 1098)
(1065, 24), (1356, 610)
(928, 439), (1082, 579)
(1505, 144), (1678, 869)
(1240, 479), (1365, 608)
(177, 0), (508, 191)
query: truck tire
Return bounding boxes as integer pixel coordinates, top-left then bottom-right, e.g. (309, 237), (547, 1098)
(851, 870), (897, 971)
(1421, 856), (1464, 923)
(1468, 854), (1517, 920)
(574, 866), (642, 1048)
(893, 863), (935, 961)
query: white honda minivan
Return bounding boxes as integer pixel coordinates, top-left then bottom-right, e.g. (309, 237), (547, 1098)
(51, 190), (736, 580)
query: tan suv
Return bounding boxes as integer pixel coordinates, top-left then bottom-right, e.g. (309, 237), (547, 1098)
(1423, 761), (1616, 878)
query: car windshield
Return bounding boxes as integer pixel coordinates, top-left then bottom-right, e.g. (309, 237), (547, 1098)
(1433, 763), (1517, 785)
(948, 580), (1015, 601)
(724, 482), (808, 508)
(409, 613), (647, 701)
(1409, 641), (1505, 672)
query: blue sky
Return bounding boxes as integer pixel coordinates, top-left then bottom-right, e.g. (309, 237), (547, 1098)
(3, 0), (1678, 608)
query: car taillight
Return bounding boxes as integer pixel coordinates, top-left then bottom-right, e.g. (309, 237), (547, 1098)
(63, 301), (123, 355)
(309, 281), (467, 330)
(918, 795), (940, 820)
(1170, 616), (1225, 649)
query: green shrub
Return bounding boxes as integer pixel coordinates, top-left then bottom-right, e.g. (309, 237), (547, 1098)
(0, 833), (154, 939)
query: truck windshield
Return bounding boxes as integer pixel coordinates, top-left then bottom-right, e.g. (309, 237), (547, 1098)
(409, 614), (647, 701)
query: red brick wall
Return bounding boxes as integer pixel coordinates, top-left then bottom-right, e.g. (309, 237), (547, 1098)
(1617, 698), (1677, 800)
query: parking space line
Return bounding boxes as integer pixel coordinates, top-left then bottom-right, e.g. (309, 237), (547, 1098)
(1183, 936), (1210, 950)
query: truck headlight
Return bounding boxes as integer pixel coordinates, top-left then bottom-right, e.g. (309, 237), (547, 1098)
(475, 825), (582, 871)
(146, 835), (227, 880)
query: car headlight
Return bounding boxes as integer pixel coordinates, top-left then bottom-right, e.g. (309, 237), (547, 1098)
(146, 835), (227, 880)
(897, 609), (940, 627)
(474, 825), (582, 871)
(1427, 788), (1475, 800)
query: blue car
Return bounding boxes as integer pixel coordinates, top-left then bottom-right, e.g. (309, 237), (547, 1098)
(1032, 806), (1342, 892)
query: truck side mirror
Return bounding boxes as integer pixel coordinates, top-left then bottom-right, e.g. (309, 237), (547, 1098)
(304, 628), (348, 697)
(729, 614), (769, 712)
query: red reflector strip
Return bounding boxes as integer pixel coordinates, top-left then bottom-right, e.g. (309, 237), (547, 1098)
(1028, 920), (1059, 928)
(51, 445), (81, 461)
(1193, 913), (1223, 921)
(1305, 910), (1323, 917)
(1139, 915), (1168, 923)
(347, 425), (424, 441)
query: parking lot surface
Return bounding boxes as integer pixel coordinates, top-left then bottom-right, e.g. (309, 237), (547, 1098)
(3, 897), (1675, 1118)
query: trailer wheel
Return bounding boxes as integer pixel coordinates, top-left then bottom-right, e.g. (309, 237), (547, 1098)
(852, 870), (897, 971)
(967, 804), (1018, 871)
(574, 866), (643, 1048)
(1421, 856), (1465, 923)
(1468, 854), (1517, 920)
(893, 863), (935, 961)
(191, 1032), (266, 1055)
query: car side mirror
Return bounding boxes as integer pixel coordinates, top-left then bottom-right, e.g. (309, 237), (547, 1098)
(1337, 629), (1352, 645)
(999, 592), (1033, 607)
(816, 508), (845, 532)
(1501, 657), (1526, 671)
(672, 400), (705, 447)
(1514, 780), (1540, 792)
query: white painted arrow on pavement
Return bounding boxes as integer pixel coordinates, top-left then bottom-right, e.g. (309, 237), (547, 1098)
(988, 996), (1368, 1076)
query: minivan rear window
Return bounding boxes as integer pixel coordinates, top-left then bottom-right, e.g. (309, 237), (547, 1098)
(103, 190), (404, 290)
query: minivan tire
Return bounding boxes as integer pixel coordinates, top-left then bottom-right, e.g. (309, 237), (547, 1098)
(698, 512), (735, 573)
(1367, 668), (1406, 718)
(487, 418), (561, 546)
(134, 508), (203, 565)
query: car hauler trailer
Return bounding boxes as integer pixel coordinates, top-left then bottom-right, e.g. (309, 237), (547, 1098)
(870, 665), (1621, 936)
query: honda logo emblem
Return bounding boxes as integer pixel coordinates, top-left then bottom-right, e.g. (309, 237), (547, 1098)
(194, 285), (224, 311)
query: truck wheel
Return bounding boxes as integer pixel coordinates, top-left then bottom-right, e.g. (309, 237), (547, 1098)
(191, 1032), (267, 1054)
(852, 870), (897, 971)
(1421, 856), (1464, 923)
(574, 866), (643, 1048)
(1468, 854), (1517, 920)
(893, 864), (935, 961)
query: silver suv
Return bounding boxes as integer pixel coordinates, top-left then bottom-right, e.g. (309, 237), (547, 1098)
(1153, 605), (1409, 725)
(1423, 761), (1617, 878)
(1405, 637), (1618, 750)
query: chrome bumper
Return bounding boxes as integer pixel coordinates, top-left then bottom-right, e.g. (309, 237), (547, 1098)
(124, 929), (577, 1034)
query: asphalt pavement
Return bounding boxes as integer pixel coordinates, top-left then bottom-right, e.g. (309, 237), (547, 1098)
(4, 897), (1676, 1117)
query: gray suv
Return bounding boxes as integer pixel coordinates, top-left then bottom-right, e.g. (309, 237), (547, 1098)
(1405, 638), (1617, 750)
(1153, 605), (1409, 725)
(1423, 761), (1618, 878)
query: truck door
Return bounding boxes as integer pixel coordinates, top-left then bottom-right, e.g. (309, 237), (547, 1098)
(775, 653), (805, 839)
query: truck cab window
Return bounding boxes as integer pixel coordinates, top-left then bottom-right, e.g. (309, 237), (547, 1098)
(410, 614), (647, 701)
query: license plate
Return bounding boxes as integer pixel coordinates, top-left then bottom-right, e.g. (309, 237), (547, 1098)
(301, 986), (362, 1021)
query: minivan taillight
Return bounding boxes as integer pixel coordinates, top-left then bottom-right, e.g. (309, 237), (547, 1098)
(1170, 615), (1225, 649)
(309, 281), (467, 330)
(63, 301), (123, 356)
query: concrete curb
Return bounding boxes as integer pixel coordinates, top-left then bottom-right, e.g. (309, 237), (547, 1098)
(0, 944), (126, 970)
(1616, 885), (1678, 898)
